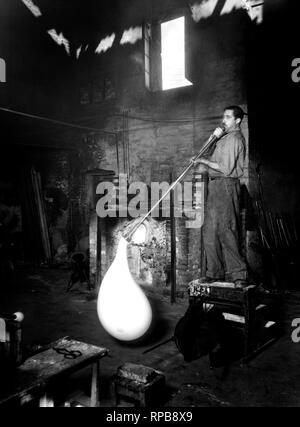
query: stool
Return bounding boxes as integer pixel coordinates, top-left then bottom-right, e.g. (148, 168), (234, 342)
(113, 363), (165, 407)
(188, 281), (281, 363)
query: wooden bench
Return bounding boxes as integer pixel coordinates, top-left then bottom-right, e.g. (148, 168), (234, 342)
(188, 281), (281, 363)
(0, 337), (108, 407)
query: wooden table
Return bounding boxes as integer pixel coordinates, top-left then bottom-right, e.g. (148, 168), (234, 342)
(0, 337), (108, 407)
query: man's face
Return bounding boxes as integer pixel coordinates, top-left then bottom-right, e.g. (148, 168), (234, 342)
(222, 109), (240, 132)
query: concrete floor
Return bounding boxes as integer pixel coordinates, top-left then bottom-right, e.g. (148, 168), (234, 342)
(1, 267), (300, 407)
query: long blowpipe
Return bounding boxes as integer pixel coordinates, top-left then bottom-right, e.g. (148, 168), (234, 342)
(124, 131), (223, 241)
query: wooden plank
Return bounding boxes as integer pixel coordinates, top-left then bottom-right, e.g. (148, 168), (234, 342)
(31, 167), (52, 262)
(189, 281), (256, 303)
(223, 313), (245, 324)
(91, 361), (100, 407)
(170, 172), (176, 304)
(89, 211), (98, 287)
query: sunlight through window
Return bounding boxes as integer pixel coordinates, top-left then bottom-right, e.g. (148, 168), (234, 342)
(190, 0), (264, 24)
(95, 34), (116, 54)
(161, 17), (192, 91)
(21, 0), (42, 17)
(120, 27), (143, 45)
(47, 29), (70, 55)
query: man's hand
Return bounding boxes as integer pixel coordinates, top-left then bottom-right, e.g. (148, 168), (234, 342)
(190, 157), (208, 173)
(212, 126), (225, 139)
(190, 157), (203, 165)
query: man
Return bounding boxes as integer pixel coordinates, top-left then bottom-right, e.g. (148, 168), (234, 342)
(193, 106), (248, 288)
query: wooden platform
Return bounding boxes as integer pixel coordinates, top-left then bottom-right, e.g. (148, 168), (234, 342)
(0, 337), (109, 407)
(188, 280), (282, 363)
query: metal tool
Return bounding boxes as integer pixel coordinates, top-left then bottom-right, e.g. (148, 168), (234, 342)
(52, 347), (82, 359)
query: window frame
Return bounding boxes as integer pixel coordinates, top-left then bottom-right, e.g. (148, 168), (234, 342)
(143, 9), (192, 92)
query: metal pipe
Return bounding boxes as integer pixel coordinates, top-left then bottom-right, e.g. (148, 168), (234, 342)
(125, 133), (219, 241)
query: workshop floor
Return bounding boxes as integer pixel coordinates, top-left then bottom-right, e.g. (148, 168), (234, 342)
(1, 267), (300, 407)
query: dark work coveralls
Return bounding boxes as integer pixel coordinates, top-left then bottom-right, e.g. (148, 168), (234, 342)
(202, 129), (247, 282)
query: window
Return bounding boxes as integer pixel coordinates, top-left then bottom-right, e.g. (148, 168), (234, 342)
(161, 17), (192, 90)
(144, 16), (192, 91)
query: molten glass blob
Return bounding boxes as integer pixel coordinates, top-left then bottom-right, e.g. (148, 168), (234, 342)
(97, 237), (152, 341)
(13, 312), (24, 322)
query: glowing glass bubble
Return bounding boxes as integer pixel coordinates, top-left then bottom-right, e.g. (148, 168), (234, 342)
(97, 237), (152, 341)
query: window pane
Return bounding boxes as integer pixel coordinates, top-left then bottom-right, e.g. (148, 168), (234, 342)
(161, 17), (192, 90)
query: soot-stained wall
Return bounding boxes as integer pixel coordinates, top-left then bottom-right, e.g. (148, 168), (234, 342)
(2, 0), (297, 288)
(70, 1), (251, 287)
